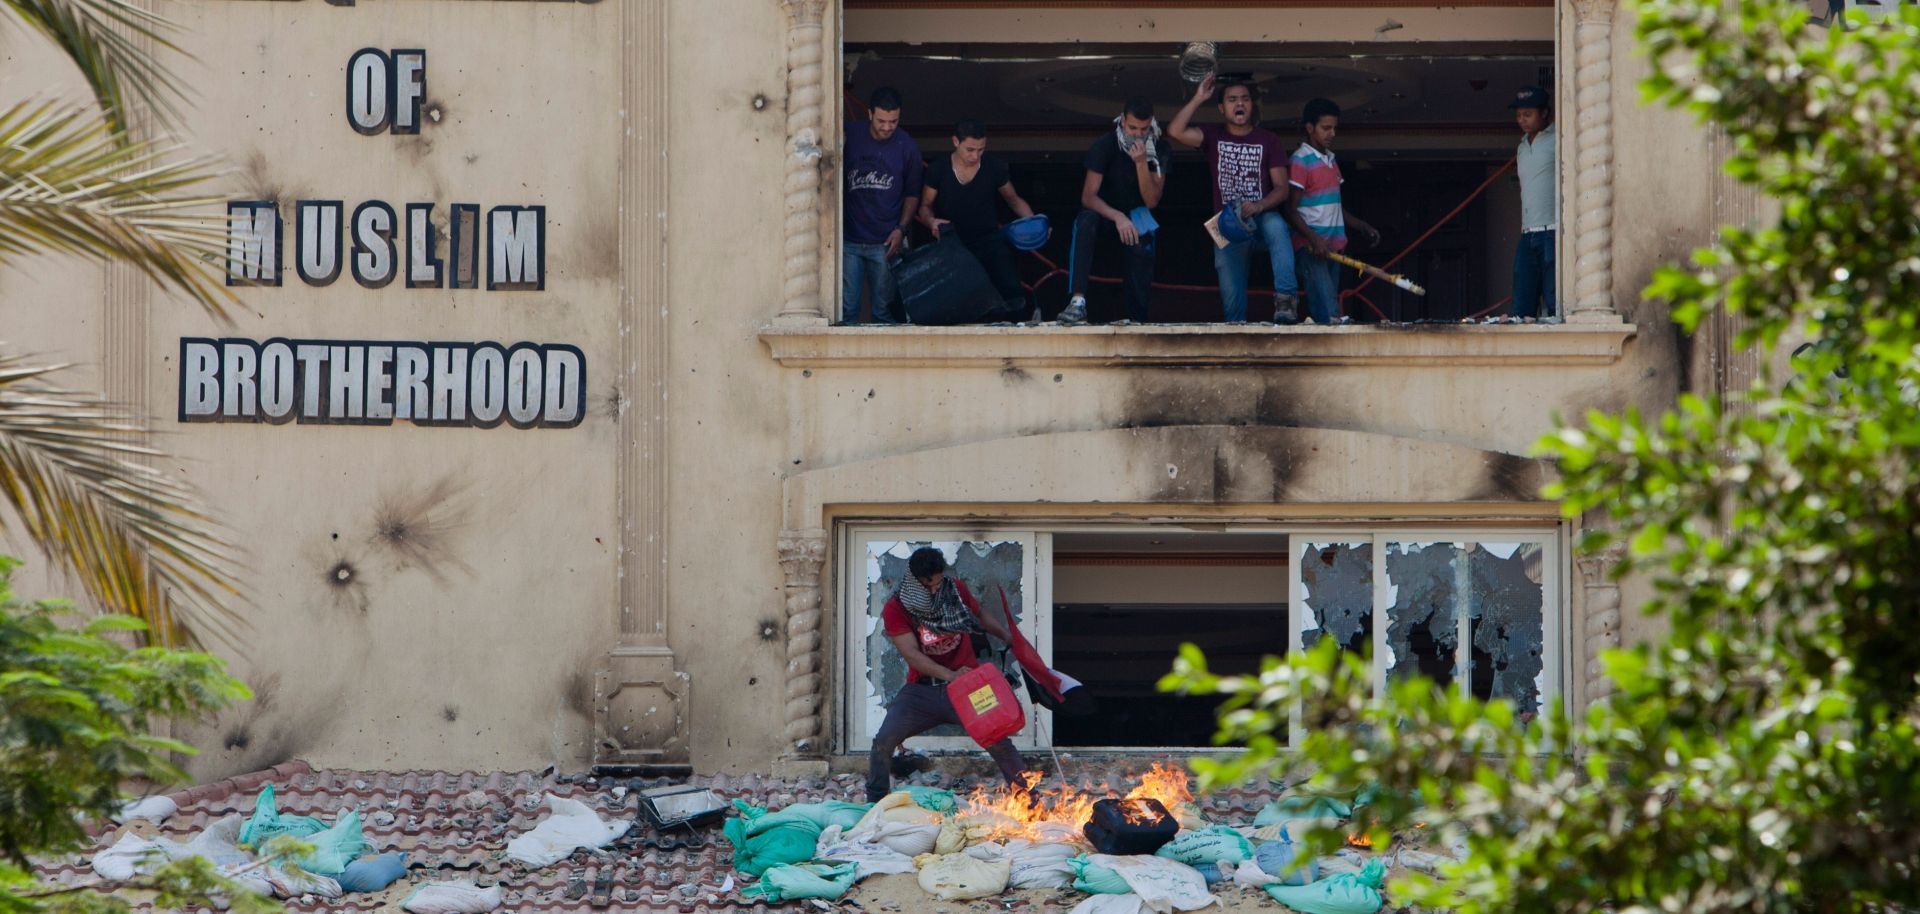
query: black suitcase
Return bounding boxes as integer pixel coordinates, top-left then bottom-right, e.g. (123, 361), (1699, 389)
(894, 234), (999, 325)
(1083, 797), (1179, 855)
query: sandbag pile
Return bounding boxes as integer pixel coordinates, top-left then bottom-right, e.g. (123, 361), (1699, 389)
(720, 778), (1468, 912)
(92, 784), (489, 910)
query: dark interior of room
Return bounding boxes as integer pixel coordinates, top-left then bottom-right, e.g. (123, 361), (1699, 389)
(846, 44), (1554, 323)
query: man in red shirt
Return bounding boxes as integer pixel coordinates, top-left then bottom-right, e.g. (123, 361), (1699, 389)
(867, 547), (1029, 802)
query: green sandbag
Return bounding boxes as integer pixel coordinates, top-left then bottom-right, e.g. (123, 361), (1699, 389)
(905, 786), (957, 814)
(1262, 858), (1387, 914)
(238, 784), (327, 850)
(1154, 826), (1254, 867)
(723, 799), (874, 877)
(740, 861), (859, 902)
(1254, 794), (1353, 826)
(295, 810), (370, 877)
(1068, 855), (1129, 895)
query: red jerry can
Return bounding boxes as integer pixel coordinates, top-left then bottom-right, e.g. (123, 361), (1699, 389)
(947, 664), (1026, 748)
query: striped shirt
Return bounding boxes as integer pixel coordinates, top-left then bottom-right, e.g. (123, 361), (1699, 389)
(1288, 143), (1346, 252)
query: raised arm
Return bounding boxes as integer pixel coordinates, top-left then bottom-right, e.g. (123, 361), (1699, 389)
(1166, 74), (1214, 148)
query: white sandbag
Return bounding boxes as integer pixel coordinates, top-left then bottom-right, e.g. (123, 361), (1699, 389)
(932, 818), (968, 855)
(1231, 858), (1278, 888)
(1071, 894), (1146, 914)
(815, 825), (918, 879)
(1092, 854), (1216, 914)
(116, 796), (179, 824)
(160, 814), (253, 869)
(916, 852), (1010, 901)
(402, 881), (504, 914)
(263, 865), (343, 899)
(965, 839), (1078, 890)
(504, 794), (631, 867)
(845, 817), (941, 856)
(93, 833), (165, 881)
(1030, 820), (1088, 847)
(853, 790), (944, 830)
(1316, 848), (1372, 877)
(1392, 848), (1452, 876)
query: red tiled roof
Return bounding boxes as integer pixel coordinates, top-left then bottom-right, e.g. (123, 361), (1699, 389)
(37, 759), (1286, 914)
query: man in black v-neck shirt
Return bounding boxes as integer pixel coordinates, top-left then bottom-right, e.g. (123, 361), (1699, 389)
(918, 120), (1038, 320)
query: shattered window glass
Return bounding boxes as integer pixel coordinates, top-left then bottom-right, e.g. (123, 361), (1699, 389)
(1298, 542), (1372, 656)
(1384, 542), (1464, 688)
(861, 539), (1026, 739)
(1381, 540), (1545, 720)
(1466, 542), (1545, 719)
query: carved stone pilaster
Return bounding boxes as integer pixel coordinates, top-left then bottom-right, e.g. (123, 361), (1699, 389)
(595, 0), (687, 770)
(1569, 0), (1622, 323)
(777, 0), (829, 324)
(1576, 543), (1626, 705)
(776, 528), (829, 770)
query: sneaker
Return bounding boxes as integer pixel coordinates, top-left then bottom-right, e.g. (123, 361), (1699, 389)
(1058, 296), (1089, 325)
(1270, 293), (1303, 325)
(890, 750), (933, 778)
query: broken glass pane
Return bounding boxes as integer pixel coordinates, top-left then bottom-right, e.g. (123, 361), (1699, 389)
(1298, 542), (1372, 656)
(861, 539), (1026, 739)
(1384, 542), (1465, 687)
(1466, 542), (1545, 719)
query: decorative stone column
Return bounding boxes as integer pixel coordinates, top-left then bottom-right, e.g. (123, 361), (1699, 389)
(1576, 542), (1626, 707)
(777, 0), (830, 325)
(774, 528), (830, 777)
(1569, 0), (1623, 324)
(597, 0), (688, 770)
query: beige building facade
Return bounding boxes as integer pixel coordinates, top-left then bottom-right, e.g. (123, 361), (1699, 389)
(0, 0), (1758, 779)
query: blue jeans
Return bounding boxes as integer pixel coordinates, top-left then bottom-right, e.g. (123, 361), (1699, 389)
(1295, 252), (1342, 324)
(1510, 230), (1555, 318)
(1213, 210), (1297, 322)
(842, 242), (900, 324)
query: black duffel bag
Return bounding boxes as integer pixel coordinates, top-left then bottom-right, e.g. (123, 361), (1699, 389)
(893, 233), (998, 325)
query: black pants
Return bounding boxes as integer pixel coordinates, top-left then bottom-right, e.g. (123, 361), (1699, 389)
(963, 234), (1028, 318)
(866, 681), (1026, 803)
(1068, 209), (1156, 323)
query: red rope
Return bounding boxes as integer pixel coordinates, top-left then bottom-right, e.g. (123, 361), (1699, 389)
(1339, 156), (1517, 310)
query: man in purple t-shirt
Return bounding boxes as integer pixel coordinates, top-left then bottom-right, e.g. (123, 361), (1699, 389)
(1168, 74), (1300, 323)
(842, 86), (924, 324)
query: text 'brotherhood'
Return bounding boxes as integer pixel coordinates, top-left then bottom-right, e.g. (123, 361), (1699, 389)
(179, 338), (586, 428)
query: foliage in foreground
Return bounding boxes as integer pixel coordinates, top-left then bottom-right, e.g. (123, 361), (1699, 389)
(1164, 2), (1920, 912)
(1, 0), (241, 645)
(0, 556), (268, 913)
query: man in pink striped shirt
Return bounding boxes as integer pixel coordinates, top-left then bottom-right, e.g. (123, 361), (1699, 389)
(1283, 98), (1380, 324)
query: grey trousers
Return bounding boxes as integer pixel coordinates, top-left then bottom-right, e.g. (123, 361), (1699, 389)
(866, 681), (1026, 802)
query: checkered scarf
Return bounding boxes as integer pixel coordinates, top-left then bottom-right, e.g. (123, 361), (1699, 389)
(894, 575), (980, 634)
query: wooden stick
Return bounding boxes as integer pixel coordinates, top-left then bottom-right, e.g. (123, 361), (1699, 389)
(1325, 251), (1427, 296)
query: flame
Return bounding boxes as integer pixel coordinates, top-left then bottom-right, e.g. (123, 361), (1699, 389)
(956, 763), (1195, 843)
(1347, 832), (1374, 848)
(1122, 762), (1194, 811)
(1119, 798), (1164, 826)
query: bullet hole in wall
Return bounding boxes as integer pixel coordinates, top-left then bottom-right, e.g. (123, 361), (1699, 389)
(327, 560), (357, 587)
(748, 677), (758, 686)
(752, 94), (769, 110)
(224, 728), (250, 751)
(442, 705), (459, 723)
(759, 620), (780, 641)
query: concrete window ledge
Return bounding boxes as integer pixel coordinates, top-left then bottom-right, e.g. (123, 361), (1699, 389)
(759, 321), (1636, 369)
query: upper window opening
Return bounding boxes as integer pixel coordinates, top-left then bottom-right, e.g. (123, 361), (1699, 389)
(840, 18), (1558, 330)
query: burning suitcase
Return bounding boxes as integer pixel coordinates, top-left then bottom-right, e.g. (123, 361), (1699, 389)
(1083, 797), (1179, 855)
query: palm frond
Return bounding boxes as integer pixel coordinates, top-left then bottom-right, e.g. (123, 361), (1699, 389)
(0, 350), (243, 647)
(2, 0), (190, 135)
(0, 101), (234, 321)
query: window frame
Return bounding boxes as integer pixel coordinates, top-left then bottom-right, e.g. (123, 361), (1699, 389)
(836, 521), (1566, 755)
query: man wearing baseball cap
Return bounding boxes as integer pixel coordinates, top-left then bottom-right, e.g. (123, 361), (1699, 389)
(1509, 85), (1557, 320)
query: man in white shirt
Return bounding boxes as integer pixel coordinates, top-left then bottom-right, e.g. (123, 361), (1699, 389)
(1509, 86), (1557, 320)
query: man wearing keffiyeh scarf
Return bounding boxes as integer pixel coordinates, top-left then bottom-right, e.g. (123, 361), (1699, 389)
(867, 547), (1029, 803)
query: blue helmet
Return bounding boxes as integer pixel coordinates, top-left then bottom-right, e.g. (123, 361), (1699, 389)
(1218, 205), (1257, 244)
(1004, 214), (1051, 251)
